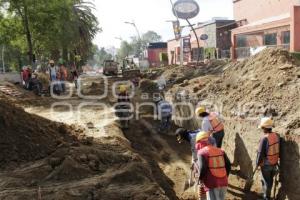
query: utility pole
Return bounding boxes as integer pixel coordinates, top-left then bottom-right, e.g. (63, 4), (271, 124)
(169, 0), (183, 67)
(2, 45), (5, 73)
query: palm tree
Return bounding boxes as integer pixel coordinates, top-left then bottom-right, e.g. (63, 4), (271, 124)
(72, 0), (101, 57)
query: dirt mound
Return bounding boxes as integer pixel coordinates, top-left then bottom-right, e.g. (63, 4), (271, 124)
(140, 79), (159, 93)
(161, 60), (225, 85)
(0, 98), (77, 169)
(169, 48), (300, 199)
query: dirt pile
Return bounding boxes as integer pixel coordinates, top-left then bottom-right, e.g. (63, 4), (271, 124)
(0, 96), (170, 199)
(168, 48), (300, 199)
(0, 98), (77, 169)
(161, 60), (226, 84)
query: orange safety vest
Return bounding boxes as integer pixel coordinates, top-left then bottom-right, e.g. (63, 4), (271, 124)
(265, 133), (280, 165)
(206, 146), (227, 178)
(208, 112), (224, 133)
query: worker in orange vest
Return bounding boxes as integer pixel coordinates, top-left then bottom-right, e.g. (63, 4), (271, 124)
(256, 117), (280, 200)
(196, 131), (231, 200)
(195, 106), (225, 148)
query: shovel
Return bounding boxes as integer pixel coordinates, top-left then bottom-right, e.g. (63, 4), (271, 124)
(244, 166), (258, 192)
(273, 166), (280, 199)
(183, 162), (197, 191)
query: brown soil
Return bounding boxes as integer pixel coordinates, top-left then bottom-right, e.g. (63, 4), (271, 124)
(167, 48), (300, 200)
(0, 98), (77, 169)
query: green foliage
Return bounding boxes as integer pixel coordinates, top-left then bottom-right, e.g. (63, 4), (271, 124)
(0, 0), (100, 70)
(117, 30), (162, 59)
(88, 46), (113, 67)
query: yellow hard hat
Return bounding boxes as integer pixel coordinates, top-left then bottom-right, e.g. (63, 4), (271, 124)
(259, 117), (273, 129)
(49, 60), (55, 64)
(119, 85), (127, 93)
(195, 106), (206, 116)
(196, 131), (209, 143)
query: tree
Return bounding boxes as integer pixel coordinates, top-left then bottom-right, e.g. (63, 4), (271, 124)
(142, 31), (162, 44)
(0, 0), (100, 68)
(118, 41), (134, 59)
(117, 31), (162, 59)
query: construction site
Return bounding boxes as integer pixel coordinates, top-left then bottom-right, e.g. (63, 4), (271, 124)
(0, 48), (299, 200)
(1, 0), (300, 199)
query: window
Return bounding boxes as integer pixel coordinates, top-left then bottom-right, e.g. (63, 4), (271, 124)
(264, 33), (277, 45)
(237, 35), (247, 47)
(282, 31), (290, 44)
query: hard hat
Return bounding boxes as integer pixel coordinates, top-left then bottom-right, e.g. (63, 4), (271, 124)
(196, 131), (209, 143)
(259, 117), (273, 129)
(49, 60), (55, 64)
(195, 106), (206, 116)
(119, 85), (127, 93)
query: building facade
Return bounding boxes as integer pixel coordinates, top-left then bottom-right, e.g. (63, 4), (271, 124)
(167, 36), (190, 65)
(190, 19), (236, 61)
(144, 42), (168, 67)
(231, 0), (300, 58)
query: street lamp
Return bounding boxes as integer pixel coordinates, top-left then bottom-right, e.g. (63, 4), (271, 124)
(124, 21), (141, 40)
(124, 21), (143, 58)
(171, 0), (201, 65)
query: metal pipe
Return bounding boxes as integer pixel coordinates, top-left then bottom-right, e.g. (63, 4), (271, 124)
(186, 19), (200, 65)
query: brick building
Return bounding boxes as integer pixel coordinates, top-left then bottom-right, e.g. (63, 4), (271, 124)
(144, 42), (168, 67)
(231, 0), (300, 58)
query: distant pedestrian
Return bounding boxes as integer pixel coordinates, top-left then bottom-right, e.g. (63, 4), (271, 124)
(59, 64), (68, 93)
(71, 66), (79, 89)
(47, 60), (61, 95)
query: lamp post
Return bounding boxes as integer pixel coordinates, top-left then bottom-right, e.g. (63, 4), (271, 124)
(124, 21), (143, 58)
(171, 0), (201, 65)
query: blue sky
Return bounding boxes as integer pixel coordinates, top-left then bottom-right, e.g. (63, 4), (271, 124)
(93, 0), (234, 48)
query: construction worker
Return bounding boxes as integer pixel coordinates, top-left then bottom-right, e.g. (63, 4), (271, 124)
(117, 85), (130, 103)
(176, 128), (217, 161)
(256, 117), (280, 200)
(176, 128), (217, 200)
(195, 106), (225, 148)
(157, 98), (172, 133)
(116, 84), (131, 129)
(196, 131), (231, 200)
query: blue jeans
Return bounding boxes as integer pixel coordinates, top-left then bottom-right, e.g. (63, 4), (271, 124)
(212, 130), (224, 148)
(160, 115), (171, 131)
(261, 165), (277, 200)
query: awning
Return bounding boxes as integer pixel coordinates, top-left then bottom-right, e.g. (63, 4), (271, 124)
(232, 13), (291, 35)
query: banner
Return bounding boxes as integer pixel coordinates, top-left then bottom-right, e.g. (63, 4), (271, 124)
(172, 21), (181, 40)
(183, 38), (191, 53)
